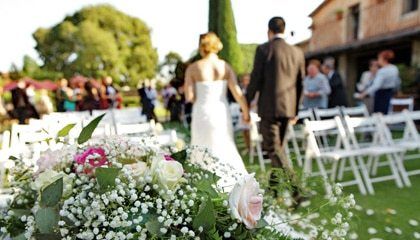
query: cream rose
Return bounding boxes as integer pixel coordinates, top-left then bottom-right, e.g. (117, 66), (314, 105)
(229, 174), (263, 229)
(124, 161), (148, 180)
(151, 155), (184, 190)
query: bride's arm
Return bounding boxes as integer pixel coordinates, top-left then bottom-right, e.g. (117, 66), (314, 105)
(226, 65), (250, 123)
(184, 65), (195, 103)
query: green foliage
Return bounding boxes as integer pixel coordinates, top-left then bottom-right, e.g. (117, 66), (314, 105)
(21, 55), (63, 80)
(77, 113), (105, 144)
(193, 197), (216, 231)
(396, 64), (418, 93)
(145, 217), (163, 236)
(40, 177), (63, 207)
(208, 0), (244, 74)
(95, 167), (121, 191)
(57, 123), (76, 138)
(159, 51), (183, 78)
(33, 4), (158, 86)
(240, 44), (258, 75)
(35, 207), (58, 234)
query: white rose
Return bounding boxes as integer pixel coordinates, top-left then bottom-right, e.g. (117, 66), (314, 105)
(31, 169), (72, 196)
(229, 174), (263, 229)
(151, 155), (184, 190)
(124, 162), (148, 179)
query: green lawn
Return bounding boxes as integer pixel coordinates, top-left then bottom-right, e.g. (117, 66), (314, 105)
(164, 121), (420, 239)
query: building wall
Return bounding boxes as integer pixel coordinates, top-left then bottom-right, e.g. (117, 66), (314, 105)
(309, 0), (420, 52)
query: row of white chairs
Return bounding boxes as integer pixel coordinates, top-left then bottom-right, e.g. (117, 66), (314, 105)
(303, 110), (420, 195)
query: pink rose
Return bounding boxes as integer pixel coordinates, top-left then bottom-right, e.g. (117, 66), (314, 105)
(164, 155), (174, 161)
(229, 174), (263, 229)
(75, 147), (108, 174)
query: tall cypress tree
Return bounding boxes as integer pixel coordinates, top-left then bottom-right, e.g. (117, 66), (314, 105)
(208, 0), (244, 74)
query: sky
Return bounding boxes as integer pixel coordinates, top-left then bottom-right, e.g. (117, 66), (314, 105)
(0, 0), (323, 72)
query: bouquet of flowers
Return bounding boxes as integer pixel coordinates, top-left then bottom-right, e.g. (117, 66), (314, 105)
(0, 115), (291, 240)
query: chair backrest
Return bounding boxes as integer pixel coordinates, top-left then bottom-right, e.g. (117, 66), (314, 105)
(343, 115), (383, 149)
(298, 109), (315, 120)
(314, 107), (341, 120)
(402, 110), (420, 141)
(304, 117), (348, 156)
(155, 130), (178, 145)
(341, 104), (369, 117)
(249, 112), (261, 141)
(116, 122), (155, 135)
(376, 112), (415, 145)
(389, 97), (414, 114)
(1, 130), (10, 150)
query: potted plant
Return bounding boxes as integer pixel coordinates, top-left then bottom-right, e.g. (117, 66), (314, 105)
(335, 9), (344, 20)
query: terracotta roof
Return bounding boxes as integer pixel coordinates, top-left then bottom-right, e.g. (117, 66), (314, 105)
(309, 0), (332, 17)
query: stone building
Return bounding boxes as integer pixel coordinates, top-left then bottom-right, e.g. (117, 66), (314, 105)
(301, 0), (420, 103)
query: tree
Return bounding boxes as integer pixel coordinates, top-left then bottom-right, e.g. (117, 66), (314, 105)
(208, 0), (244, 74)
(33, 4), (158, 86)
(240, 44), (258, 74)
(159, 52), (183, 79)
(21, 55), (63, 80)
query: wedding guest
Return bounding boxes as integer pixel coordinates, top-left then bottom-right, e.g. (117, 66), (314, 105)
(322, 57), (348, 107)
(11, 80), (39, 124)
(138, 79), (158, 121)
(358, 50), (400, 114)
(161, 84), (177, 120)
(26, 83), (36, 106)
(36, 89), (54, 115)
(56, 78), (69, 112)
(100, 76), (117, 109)
(79, 80), (100, 113)
(303, 60), (331, 109)
(240, 74), (252, 152)
(64, 87), (76, 112)
(357, 60), (379, 113)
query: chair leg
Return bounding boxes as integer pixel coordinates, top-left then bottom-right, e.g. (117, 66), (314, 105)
(330, 160), (338, 181)
(291, 138), (303, 167)
(386, 154), (404, 188)
(356, 156), (375, 195)
(371, 156), (379, 176)
(256, 141), (265, 172)
(249, 143), (255, 164)
(315, 157), (331, 196)
(349, 157), (367, 195)
(337, 158), (346, 180)
(393, 153), (411, 187)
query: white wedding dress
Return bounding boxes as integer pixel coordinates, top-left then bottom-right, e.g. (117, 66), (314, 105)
(190, 80), (247, 177)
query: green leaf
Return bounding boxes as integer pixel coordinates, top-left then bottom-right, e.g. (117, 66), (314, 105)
(171, 149), (187, 163)
(95, 167), (121, 191)
(8, 155), (18, 161)
(34, 233), (61, 240)
(77, 113), (105, 144)
(194, 176), (219, 198)
(10, 209), (31, 218)
(40, 177), (63, 207)
(193, 197), (216, 231)
(35, 207), (58, 234)
(57, 123), (76, 138)
(145, 218), (162, 236)
(255, 218), (269, 229)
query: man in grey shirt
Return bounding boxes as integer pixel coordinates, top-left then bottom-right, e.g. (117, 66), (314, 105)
(303, 63), (331, 109)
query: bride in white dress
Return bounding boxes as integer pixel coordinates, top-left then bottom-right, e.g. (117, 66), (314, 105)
(184, 32), (250, 178)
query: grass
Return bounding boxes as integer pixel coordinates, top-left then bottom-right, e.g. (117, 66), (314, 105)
(236, 133), (420, 240)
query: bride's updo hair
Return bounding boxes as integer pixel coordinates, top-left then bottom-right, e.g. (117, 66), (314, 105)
(199, 32), (223, 55)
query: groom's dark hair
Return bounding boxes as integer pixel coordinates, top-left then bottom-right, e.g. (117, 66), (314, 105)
(268, 17), (286, 34)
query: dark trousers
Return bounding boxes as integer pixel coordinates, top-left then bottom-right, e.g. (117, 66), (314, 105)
(374, 88), (394, 114)
(260, 117), (300, 195)
(260, 117), (292, 169)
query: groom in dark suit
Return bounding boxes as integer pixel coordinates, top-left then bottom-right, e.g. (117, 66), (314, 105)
(246, 17), (305, 201)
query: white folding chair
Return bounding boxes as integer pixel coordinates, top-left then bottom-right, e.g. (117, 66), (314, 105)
(344, 116), (407, 192)
(314, 107), (342, 147)
(285, 109), (314, 167)
(115, 121), (156, 136)
(341, 104), (369, 117)
(377, 112), (419, 185)
(1, 130), (10, 150)
(388, 97), (414, 114)
(155, 130), (178, 146)
(303, 117), (369, 195)
(248, 112), (269, 171)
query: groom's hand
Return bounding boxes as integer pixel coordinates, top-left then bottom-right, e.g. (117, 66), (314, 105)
(290, 116), (299, 125)
(242, 113), (251, 124)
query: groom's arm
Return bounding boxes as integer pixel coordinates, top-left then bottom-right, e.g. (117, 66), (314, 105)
(246, 45), (265, 105)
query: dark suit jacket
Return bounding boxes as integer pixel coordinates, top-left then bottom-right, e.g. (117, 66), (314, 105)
(328, 71), (348, 108)
(246, 38), (305, 119)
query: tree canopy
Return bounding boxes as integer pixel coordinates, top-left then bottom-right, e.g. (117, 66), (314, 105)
(33, 4), (158, 86)
(208, 0), (244, 74)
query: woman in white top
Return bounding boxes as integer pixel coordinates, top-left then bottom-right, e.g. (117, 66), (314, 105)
(358, 50), (400, 114)
(357, 60), (379, 113)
